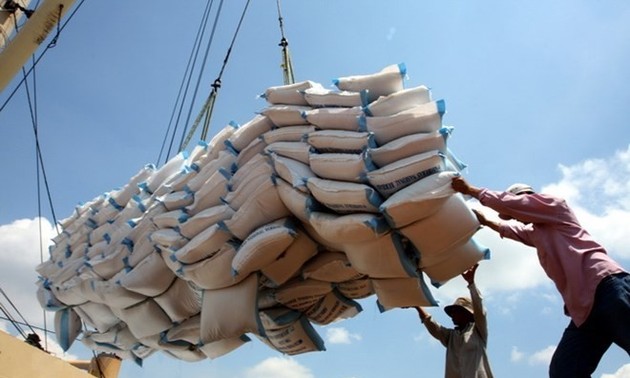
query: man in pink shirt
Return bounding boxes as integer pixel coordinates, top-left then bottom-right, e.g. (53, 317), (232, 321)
(451, 176), (629, 377)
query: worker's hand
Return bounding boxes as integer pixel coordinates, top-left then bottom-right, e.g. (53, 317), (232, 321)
(462, 263), (479, 285)
(452, 176), (474, 196)
(472, 209), (488, 226)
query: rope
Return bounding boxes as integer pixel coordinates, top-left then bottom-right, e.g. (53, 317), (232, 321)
(180, 0), (252, 151)
(156, 0), (216, 166)
(175, 0), (225, 152)
(0, 287), (37, 336)
(0, 0), (89, 114)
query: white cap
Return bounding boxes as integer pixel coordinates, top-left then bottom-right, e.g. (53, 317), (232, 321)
(505, 183), (534, 195)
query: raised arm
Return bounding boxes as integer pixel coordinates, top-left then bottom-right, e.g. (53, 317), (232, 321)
(462, 264), (488, 343)
(413, 307), (450, 347)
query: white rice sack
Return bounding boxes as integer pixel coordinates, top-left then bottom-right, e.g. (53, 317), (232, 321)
(54, 307), (83, 351)
(259, 306), (300, 331)
(422, 238), (490, 286)
(235, 138), (267, 168)
(260, 105), (311, 127)
(220, 177), (291, 240)
(303, 106), (362, 130)
(36, 281), (66, 311)
(305, 130), (376, 154)
(85, 244), (129, 280)
(399, 194), (480, 259)
(259, 312), (325, 355)
(304, 290), (362, 325)
(270, 153), (315, 192)
(342, 232), (418, 279)
(49, 276), (85, 307)
(231, 218), (298, 277)
(273, 278), (333, 311)
(185, 150), (237, 193)
(161, 165), (197, 194)
(309, 152), (376, 183)
(367, 150), (446, 197)
(158, 190), (194, 211)
(200, 335), (251, 360)
(261, 229), (318, 287)
(336, 278), (375, 299)
(154, 278), (201, 323)
(74, 302), (120, 333)
(162, 347), (206, 362)
(173, 223), (232, 264)
(125, 231), (158, 268)
(142, 151), (188, 195)
(194, 122), (239, 166)
(262, 80), (317, 105)
(178, 204), (234, 239)
(85, 323), (137, 351)
(187, 140), (209, 167)
(109, 164), (155, 209)
(152, 209), (189, 229)
(369, 127), (451, 168)
(306, 177), (382, 214)
(200, 273), (264, 343)
(149, 228), (186, 249)
(308, 211), (389, 244)
(364, 85), (431, 117)
(264, 141), (312, 165)
(225, 115), (274, 153)
(222, 173), (270, 211)
(87, 204), (119, 230)
(334, 63), (407, 102)
(302, 221), (344, 255)
(79, 278), (146, 309)
(274, 177), (321, 223)
(301, 251), (363, 283)
(303, 86), (362, 108)
(373, 276), (437, 312)
(362, 100), (445, 145)
(230, 153), (272, 187)
(119, 252), (175, 297)
(262, 125), (317, 144)
(163, 314), (202, 344)
(380, 170), (458, 228)
(178, 242), (248, 290)
(112, 299), (173, 339)
(185, 168), (230, 215)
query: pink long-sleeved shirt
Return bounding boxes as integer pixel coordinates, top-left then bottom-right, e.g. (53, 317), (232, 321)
(478, 189), (626, 326)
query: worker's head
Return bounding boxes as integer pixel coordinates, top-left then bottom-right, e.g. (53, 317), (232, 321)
(499, 183), (535, 220)
(444, 297), (474, 328)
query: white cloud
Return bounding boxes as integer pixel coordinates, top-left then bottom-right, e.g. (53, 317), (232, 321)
(0, 218), (56, 330)
(528, 345), (556, 366)
(543, 145), (630, 260)
(510, 346), (524, 362)
(601, 363), (630, 378)
(325, 327), (362, 344)
(244, 357), (314, 378)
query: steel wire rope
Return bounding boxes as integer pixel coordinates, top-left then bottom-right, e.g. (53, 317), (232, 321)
(175, 0), (225, 153)
(156, 0), (216, 166)
(197, 0), (251, 143)
(0, 287), (37, 337)
(0, 0), (88, 114)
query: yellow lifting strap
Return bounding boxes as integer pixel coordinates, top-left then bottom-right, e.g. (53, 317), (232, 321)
(277, 0), (294, 85)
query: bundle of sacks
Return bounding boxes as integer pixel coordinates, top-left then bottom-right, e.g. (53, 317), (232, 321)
(35, 63), (490, 364)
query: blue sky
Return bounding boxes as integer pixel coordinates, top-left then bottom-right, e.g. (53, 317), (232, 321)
(1, 1), (630, 377)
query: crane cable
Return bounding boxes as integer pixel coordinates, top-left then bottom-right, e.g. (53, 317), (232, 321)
(156, 0), (216, 167)
(276, 0), (294, 85)
(179, 0), (252, 152)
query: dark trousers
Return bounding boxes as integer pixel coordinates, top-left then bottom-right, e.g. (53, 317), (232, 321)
(549, 273), (630, 378)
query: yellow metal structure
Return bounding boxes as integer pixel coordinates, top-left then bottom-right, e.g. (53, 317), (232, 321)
(0, 330), (121, 378)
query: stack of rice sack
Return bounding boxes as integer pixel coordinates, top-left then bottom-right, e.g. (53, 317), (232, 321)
(34, 63), (490, 364)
